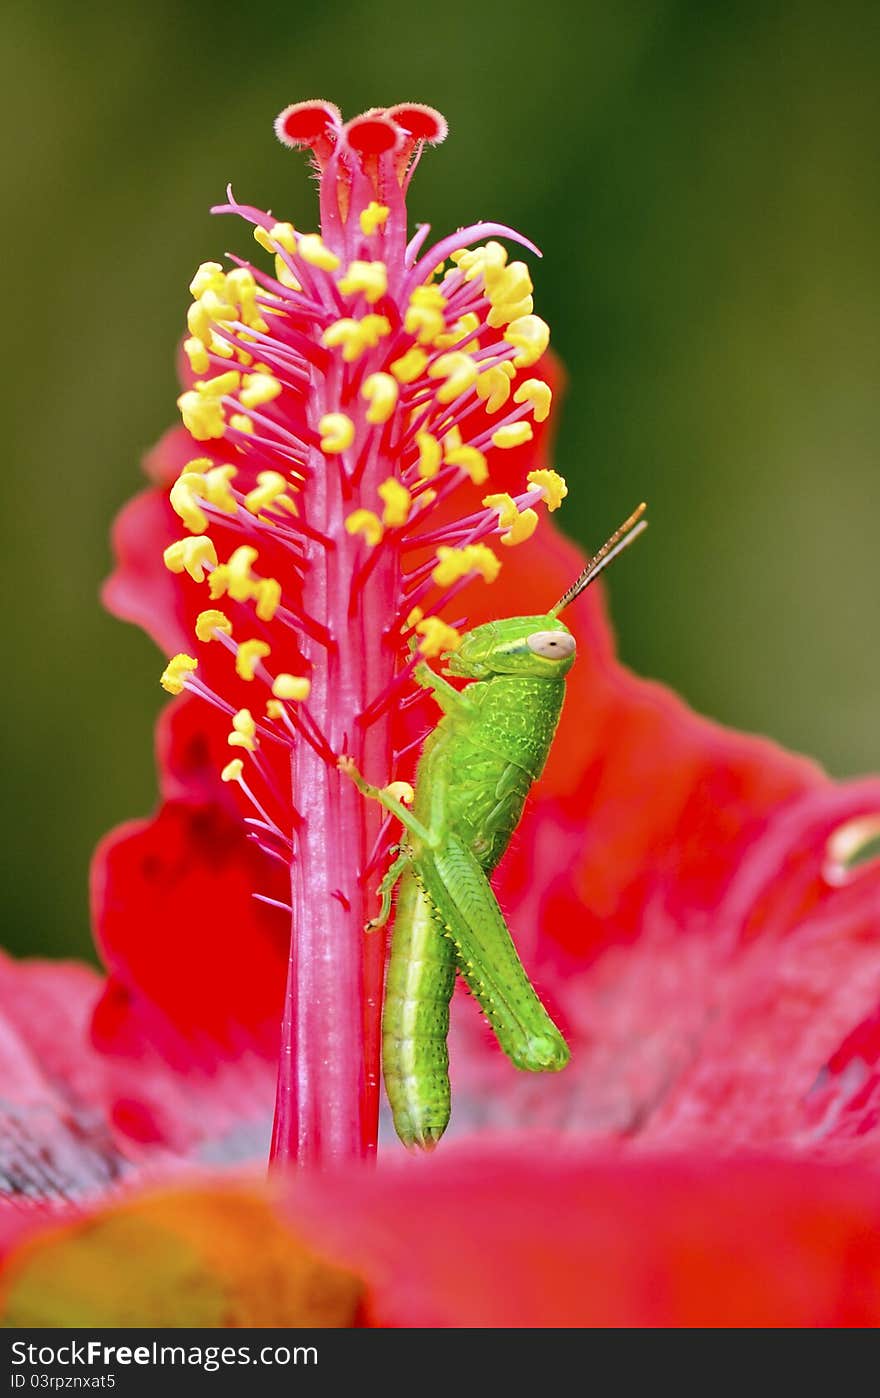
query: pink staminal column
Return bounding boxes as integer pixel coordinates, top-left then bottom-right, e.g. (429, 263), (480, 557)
(161, 99), (558, 1167)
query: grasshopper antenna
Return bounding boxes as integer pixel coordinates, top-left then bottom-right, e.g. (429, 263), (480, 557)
(549, 502), (648, 616)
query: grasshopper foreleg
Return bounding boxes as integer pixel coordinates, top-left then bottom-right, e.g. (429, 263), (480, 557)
(337, 755), (437, 849)
(413, 661), (466, 716)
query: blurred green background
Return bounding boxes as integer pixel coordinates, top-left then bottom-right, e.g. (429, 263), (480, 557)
(3, 0), (878, 961)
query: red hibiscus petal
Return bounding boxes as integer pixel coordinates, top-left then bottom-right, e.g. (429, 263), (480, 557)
(142, 423), (232, 488)
(288, 1142), (880, 1326)
(102, 488), (189, 657)
(90, 798), (289, 1161)
(444, 770), (880, 1152)
(0, 954), (127, 1206)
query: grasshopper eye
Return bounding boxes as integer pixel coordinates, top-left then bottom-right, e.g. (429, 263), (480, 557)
(526, 631), (576, 659)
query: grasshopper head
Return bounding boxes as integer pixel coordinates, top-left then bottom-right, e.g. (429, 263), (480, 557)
(441, 506), (648, 680)
(444, 615), (576, 680)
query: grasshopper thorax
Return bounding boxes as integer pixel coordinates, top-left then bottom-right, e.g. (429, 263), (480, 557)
(444, 615), (576, 680)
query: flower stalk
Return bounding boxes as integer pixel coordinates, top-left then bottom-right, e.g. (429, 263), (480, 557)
(156, 100), (566, 1166)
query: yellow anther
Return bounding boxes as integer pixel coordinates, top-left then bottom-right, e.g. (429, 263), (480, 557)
(432, 544), (501, 587)
(361, 314), (392, 346)
(319, 412), (355, 454)
(378, 478), (412, 527)
(411, 284), (447, 310)
(390, 346), (429, 383)
(196, 370), (241, 398)
(181, 456), (213, 474)
(405, 304), (445, 345)
(444, 441), (488, 485)
(338, 260), (388, 305)
(163, 536), (217, 583)
(405, 606), (424, 630)
(384, 781), (415, 805)
(361, 372), (399, 425)
(415, 617), (462, 658)
(482, 492), (517, 528)
(406, 284), (448, 343)
(221, 757), (244, 782)
(186, 302), (210, 346)
(415, 488), (438, 511)
(244, 471), (294, 516)
(505, 315), (550, 368)
(274, 255), (303, 292)
(322, 318), (359, 355)
(255, 221), (297, 254)
(254, 577), (282, 622)
(270, 221), (298, 254)
(265, 700), (285, 720)
(323, 315), (391, 363)
(527, 468), (568, 511)
(500, 361), (516, 380)
(360, 202), (390, 236)
(443, 425), (462, 452)
(169, 474), (209, 534)
(204, 545), (255, 604)
(177, 389), (225, 440)
(483, 492), (539, 546)
(207, 566), (229, 599)
(491, 422), (534, 449)
(486, 262), (534, 328)
(272, 673), (311, 701)
(225, 545), (259, 601)
(195, 609), (233, 642)
(513, 378), (552, 423)
(451, 241), (508, 283)
(189, 262), (226, 299)
(225, 269), (259, 325)
(428, 351), (479, 404)
(183, 337), (210, 374)
(228, 413), (254, 435)
(434, 311), (481, 351)
(488, 295), (534, 330)
(211, 333), (236, 360)
(490, 260), (533, 299)
(297, 233), (340, 271)
(201, 288), (237, 323)
(160, 653), (198, 695)
(228, 708), (258, 751)
(345, 509), (384, 546)
(201, 464), (238, 514)
(415, 432), (442, 478)
(236, 639), (270, 682)
(239, 373), (282, 410)
(476, 364), (513, 414)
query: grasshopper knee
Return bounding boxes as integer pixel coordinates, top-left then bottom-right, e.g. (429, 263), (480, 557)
(509, 1027), (570, 1073)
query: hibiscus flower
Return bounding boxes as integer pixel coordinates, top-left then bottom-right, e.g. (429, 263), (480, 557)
(2, 100), (879, 1328)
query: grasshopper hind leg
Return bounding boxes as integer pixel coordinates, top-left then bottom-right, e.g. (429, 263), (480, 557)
(425, 835), (570, 1075)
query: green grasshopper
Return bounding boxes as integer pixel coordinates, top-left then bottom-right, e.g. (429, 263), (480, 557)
(340, 504), (647, 1148)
